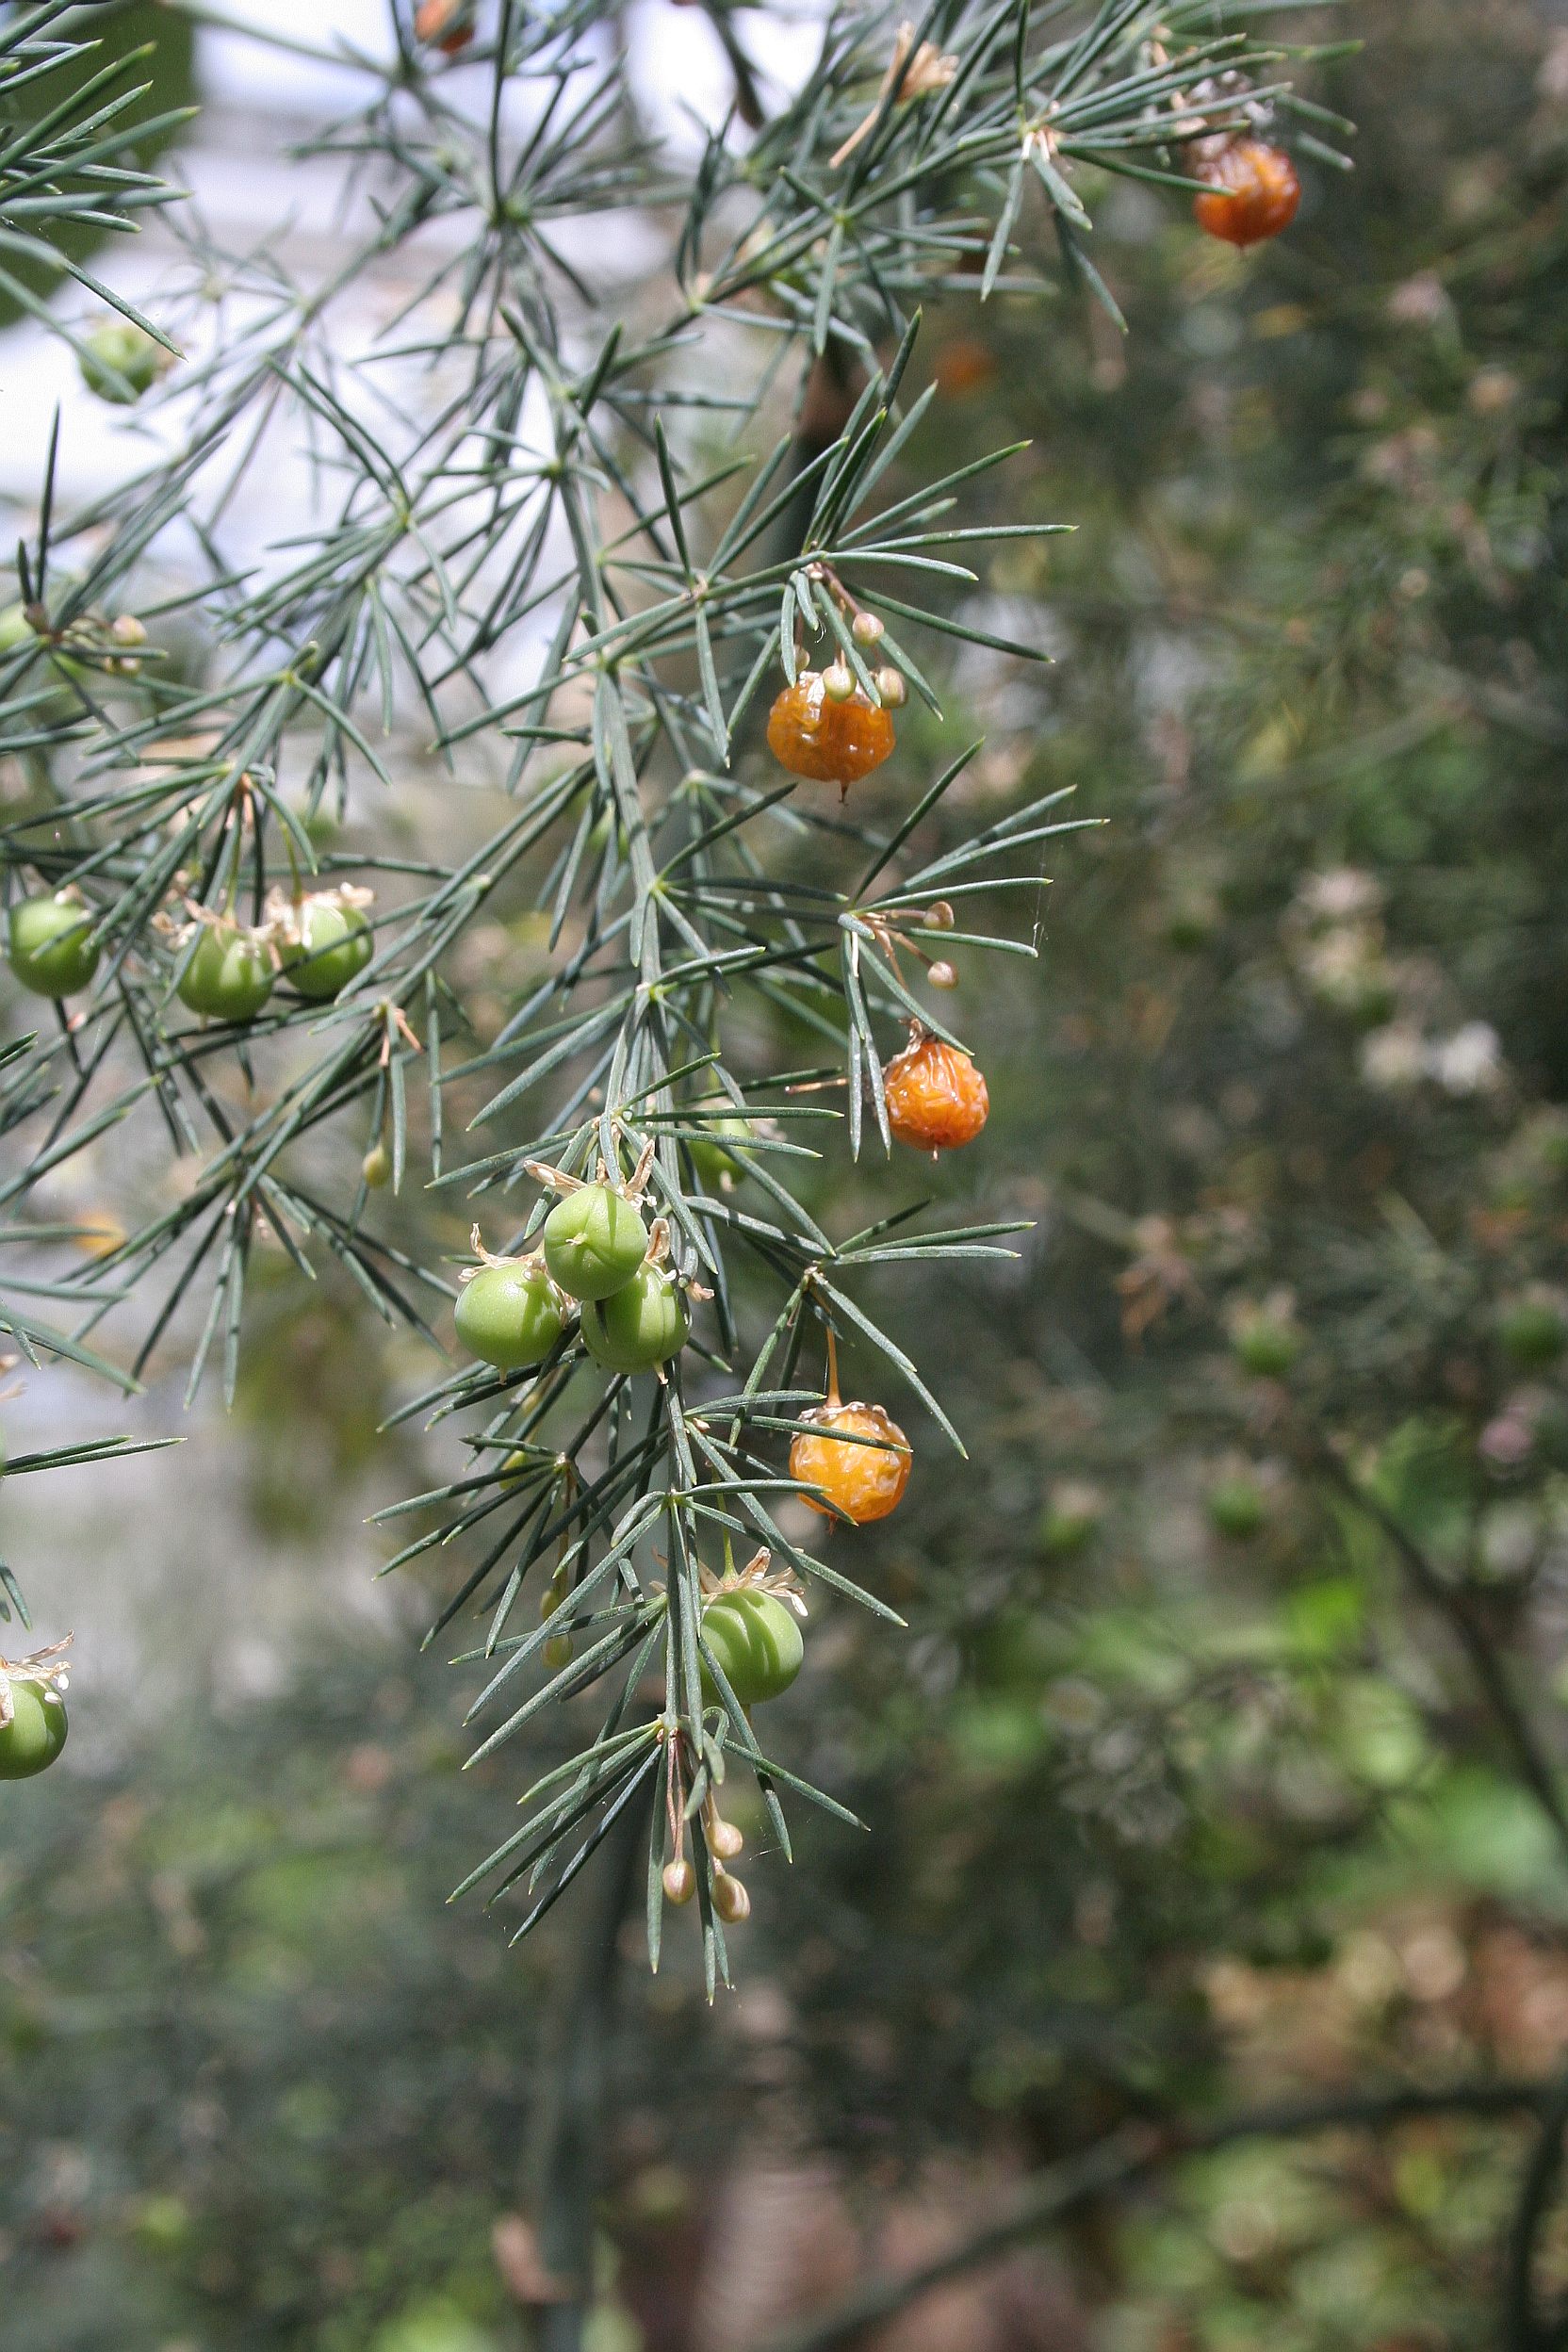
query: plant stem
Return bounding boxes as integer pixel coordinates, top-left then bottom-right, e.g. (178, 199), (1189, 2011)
(533, 1781), (645, 2352)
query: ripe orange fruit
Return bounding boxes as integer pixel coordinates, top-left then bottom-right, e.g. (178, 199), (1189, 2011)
(790, 1399), (911, 1525)
(415, 0), (474, 51)
(884, 1026), (988, 1154)
(1192, 139), (1300, 248)
(766, 673), (895, 789)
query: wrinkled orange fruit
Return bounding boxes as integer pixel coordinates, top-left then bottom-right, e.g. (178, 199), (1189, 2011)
(1192, 139), (1300, 248)
(790, 1400), (911, 1525)
(884, 1028), (989, 1153)
(766, 673), (895, 788)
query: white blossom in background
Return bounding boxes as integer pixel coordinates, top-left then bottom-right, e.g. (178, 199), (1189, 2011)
(1429, 1020), (1505, 1097)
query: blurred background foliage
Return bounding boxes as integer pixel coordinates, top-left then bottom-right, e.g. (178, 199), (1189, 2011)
(8, 0), (1568, 2346)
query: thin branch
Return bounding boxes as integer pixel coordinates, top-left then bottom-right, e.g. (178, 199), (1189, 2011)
(760, 2079), (1563, 2352)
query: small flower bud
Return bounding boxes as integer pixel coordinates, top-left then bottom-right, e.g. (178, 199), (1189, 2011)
(111, 614), (147, 645)
(822, 660), (855, 703)
(712, 1871), (751, 1923)
(851, 611), (885, 648)
(662, 1858), (695, 1904)
(924, 901), (955, 930)
(542, 1632), (574, 1672)
(874, 665), (907, 709)
(709, 1816), (744, 1860)
(926, 959), (957, 989)
(540, 1573), (567, 1622)
(362, 1141), (391, 1187)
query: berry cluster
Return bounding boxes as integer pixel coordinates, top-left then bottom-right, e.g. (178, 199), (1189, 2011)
(8, 881), (374, 1020)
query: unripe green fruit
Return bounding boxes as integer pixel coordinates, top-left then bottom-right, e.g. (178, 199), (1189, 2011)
(79, 318), (167, 405)
(1500, 1299), (1567, 1371)
(580, 1265), (689, 1373)
(177, 923), (275, 1022)
(541, 1184), (648, 1301)
(280, 901), (372, 1000)
(699, 1590), (803, 1707)
(0, 1679), (69, 1780)
(8, 893), (100, 998)
(1233, 1318), (1300, 1379)
(689, 1114), (752, 1186)
(0, 600), (34, 655)
(1208, 1477), (1268, 1542)
(1038, 1502), (1099, 1560)
(454, 1261), (565, 1371)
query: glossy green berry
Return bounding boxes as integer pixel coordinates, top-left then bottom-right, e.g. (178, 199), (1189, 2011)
(279, 900), (372, 1000)
(8, 893), (100, 999)
(699, 1590), (803, 1707)
(177, 923), (275, 1022)
(541, 1184), (648, 1301)
(79, 318), (168, 405)
(455, 1261), (566, 1371)
(580, 1265), (689, 1373)
(1500, 1299), (1566, 1371)
(0, 1678), (69, 1780)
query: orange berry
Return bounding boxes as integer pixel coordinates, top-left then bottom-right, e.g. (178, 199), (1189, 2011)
(932, 336), (996, 399)
(883, 1027), (988, 1154)
(1192, 139), (1300, 248)
(790, 1399), (911, 1525)
(416, 0), (474, 50)
(766, 672), (895, 789)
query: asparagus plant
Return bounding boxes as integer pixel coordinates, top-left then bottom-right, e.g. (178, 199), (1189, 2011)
(0, 0), (1346, 1978)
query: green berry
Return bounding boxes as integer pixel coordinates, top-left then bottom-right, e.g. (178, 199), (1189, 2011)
(280, 900), (373, 1000)
(0, 601), (34, 656)
(1233, 1318), (1300, 1378)
(541, 1184), (648, 1301)
(1038, 1489), (1102, 1560)
(1208, 1476), (1268, 1542)
(176, 923), (275, 1022)
(1500, 1299), (1566, 1371)
(454, 1261), (566, 1371)
(689, 1113), (752, 1186)
(580, 1265), (689, 1373)
(78, 318), (168, 405)
(8, 893), (100, 999)
(699, 1590), (803, 1707)
(0, 1678), (68, 1780)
